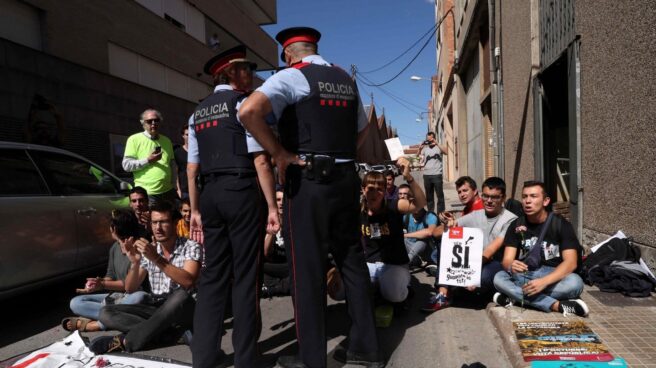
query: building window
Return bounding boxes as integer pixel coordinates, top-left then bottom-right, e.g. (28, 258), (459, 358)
(0, 0), (42, 51)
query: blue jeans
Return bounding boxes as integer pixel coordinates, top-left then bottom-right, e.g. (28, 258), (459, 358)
(367, 262), (410, 303)
(70, 291), (149, 330)
(493, 266), (584, 312)
(405, 238), (427, 265)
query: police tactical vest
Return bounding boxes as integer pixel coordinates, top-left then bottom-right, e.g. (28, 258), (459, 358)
(279, 63), (358, 159)
(192, 89), (254, 175)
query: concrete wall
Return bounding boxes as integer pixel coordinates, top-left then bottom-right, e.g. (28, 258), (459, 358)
(499, 0), (536, 199)
(576, 0), (656, 268)
(0, 39), (195, 171)
(22, 0), (277, 81)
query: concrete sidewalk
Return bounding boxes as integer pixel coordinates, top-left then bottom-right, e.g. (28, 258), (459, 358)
(487, 285), (656, 367)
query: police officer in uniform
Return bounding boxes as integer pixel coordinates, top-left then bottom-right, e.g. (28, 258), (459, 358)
(188, 45), (279, 368)
(239, 28), (383, 368)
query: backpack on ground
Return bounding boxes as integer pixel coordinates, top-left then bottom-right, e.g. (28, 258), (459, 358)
(580, 237), (641, 282)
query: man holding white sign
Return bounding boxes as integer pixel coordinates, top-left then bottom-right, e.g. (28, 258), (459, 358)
(438, 226), (484, 287)
(423, 177), (516, 312)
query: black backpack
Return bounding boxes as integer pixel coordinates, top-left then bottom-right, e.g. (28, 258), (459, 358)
(581, 237), (641, 278)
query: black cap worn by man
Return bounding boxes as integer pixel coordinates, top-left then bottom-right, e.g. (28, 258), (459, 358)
(275, 26), (321, 62)
(203, 45), (257, 76)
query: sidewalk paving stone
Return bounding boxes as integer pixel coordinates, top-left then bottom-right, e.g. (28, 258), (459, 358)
(487, 285), (656, 368)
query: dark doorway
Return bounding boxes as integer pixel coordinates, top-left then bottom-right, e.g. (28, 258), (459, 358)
(538, 53), (571, 218)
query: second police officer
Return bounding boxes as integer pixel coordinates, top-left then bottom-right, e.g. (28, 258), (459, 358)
(240, 27), (384, 368)
(187, 46), (279, 368)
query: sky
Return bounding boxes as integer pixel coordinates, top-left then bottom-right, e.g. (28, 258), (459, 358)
(259, 0), (437, 146)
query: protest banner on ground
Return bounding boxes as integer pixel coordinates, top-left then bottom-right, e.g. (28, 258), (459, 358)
(514, 320), (614, 362)
(10, 331), (191, 368)
(438, 227), (483, 287)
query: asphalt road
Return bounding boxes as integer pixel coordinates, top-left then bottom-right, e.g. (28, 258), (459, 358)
(1, 172), (509, 367)
(1, 271), (509, 368)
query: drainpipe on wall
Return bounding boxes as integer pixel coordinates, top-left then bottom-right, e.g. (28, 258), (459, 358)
(488, 0), (499, 177)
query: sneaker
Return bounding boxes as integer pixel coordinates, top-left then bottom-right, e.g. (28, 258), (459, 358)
(260, 285), (273, 299)
(333, 346), (385, 368)
(425, 264), (438, 277)
(559, 299), (589, 317)
(421, 293), (449, 313)
(89, 334), (125, 354)
(493, 292), (514, 308)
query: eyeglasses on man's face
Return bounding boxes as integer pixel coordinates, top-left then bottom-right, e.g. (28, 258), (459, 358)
(143, 118), (161, 125)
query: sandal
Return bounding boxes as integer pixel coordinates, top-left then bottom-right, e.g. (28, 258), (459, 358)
(61, 317), (92, 332)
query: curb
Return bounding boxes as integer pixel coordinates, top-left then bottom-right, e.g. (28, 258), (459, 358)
(486, 304), (530, 368)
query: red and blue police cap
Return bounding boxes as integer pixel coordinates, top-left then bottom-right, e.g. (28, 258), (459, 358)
(275, 27), (321, 62)
(203, 45), (257, 76)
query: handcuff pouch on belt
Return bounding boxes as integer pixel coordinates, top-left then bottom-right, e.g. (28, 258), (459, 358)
(304, 154), (335, 182)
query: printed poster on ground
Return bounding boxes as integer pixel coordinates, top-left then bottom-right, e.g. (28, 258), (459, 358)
(514, 320), (614, 362)
(438, 227), (483, 287)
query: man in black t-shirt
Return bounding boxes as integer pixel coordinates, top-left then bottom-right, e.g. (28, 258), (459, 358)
(493, 181), (589, 317)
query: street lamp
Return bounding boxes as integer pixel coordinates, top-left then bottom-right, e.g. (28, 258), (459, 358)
(416, 111), (430, 132)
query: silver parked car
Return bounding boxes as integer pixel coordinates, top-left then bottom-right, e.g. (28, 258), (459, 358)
(0, 142), (130, 299)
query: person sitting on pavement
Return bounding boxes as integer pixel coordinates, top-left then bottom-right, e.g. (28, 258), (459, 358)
(360, 157), (426, 304)
(63, 209), (150, 332)
(401, 184), (439, 268)
(439, 176), (484, 225)
(262, 186), (290, 298)
(90, 201), (202, 354)
(423, 177), (518, 312)
(128, 186), (152, 231)
(176, 198), (191, 238)
(384, 170), (399, 201)
(492, 180), (589, 317)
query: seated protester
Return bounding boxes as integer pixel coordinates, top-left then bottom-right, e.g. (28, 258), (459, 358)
(63, 209), (150, 332)
(493, 181), (589, 317)
(360, 158), (426, 303)
(457, 176), (484, 215)
(423, 177), (518, 313)
(384, 170), (399, 201)
(401, 184), (439, 267)
(128, 186), (153, 236)
(438, 176), (484, 225)
(262, 187), (290, 298)
(176, 198), (191, 238)
(262, 187), (348, 300)
(90, 201), (202, 354)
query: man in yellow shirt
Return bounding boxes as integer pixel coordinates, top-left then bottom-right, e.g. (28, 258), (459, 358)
(122, 109), (176, 205)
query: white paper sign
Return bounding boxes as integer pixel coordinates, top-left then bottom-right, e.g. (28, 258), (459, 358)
(384, 137), (405, 160)
(438, 227), (484, 287)
(11, 331), (191, 367)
